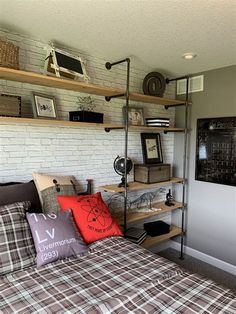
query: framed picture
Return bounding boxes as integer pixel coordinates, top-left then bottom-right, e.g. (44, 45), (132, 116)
(140, 133), (163, 164)
(123, 107), (144, 126)
(32, 93), (58, 119)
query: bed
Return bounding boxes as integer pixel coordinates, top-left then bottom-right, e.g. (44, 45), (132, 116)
(0, 236), (235, 313)
(0, 179), (236, 314)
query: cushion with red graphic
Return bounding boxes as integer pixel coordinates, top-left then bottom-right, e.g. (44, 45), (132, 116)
(57, 192), (123, 244)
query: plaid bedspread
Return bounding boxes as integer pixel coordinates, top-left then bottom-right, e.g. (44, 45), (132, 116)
(0, 237), (235, 314)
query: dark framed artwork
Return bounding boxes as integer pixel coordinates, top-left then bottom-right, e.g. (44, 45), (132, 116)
(195, 117), (236, 186)
(140, 133), (163, 164)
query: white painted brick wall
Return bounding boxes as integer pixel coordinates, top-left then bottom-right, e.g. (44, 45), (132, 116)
(0, 28), (176, 211)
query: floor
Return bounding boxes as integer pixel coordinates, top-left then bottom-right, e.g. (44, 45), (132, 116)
(158, 248), (236, 293)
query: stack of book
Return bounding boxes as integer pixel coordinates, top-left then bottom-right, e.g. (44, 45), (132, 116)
(125, 227), (147, 244)
(145, 117), (170, 127)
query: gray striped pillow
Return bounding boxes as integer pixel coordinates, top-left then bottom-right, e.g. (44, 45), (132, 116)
(0, 202), (36, 275)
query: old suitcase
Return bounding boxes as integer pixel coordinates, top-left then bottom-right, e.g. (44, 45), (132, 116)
(134, 163), (170, 184)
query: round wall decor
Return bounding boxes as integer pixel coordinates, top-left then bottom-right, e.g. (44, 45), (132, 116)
(142, 72), (166, 97)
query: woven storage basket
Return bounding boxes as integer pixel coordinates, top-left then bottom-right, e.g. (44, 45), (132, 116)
(0, 39), (19, 69)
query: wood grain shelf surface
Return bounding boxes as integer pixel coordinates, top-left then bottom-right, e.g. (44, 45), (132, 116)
(0, 67), (186, 106)
(113, 201), (182, 224)
(100, 177), (183, 193)
(0, 116), (186, 132)
(129, 125), (185, 132)
(141, 225), (182, 248)
(0, 117), (123, 128)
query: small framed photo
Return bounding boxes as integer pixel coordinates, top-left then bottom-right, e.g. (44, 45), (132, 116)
(123, 107), (144, 126)
(32, 93), (58, 119)
(140, 133), (163, 164)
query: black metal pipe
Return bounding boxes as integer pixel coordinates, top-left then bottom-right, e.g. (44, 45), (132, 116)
(165, 103), (185, 110)
(105, 93), (126, 102)
(105, 58), (130, 70)
(104, 127), (124, 133)
(123, 58), (130, 236)
(180, 76), (189, 260)
(104, 58), (130, 235)
(166, 75), (190, 84)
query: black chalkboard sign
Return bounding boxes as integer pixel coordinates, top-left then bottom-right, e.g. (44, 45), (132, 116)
(195, 117), (236, 186)
(55, 51), (83, 74)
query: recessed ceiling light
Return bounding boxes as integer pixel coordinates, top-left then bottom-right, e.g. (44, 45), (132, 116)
(182, 53), (197, 60)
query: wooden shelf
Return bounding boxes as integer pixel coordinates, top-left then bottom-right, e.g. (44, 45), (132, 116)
(113, 201), (182, 224)
(100, 177), (183, 193)
(0, 117), (123, 128)
(0, 117), (185, 133)
(141, 225), (182, 248)
(0, 67), (185, 107)
(129, 125), (185, 132)
(129, 93), (185, 106)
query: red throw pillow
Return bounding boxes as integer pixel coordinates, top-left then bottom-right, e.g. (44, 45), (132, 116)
(57, 192), (123, 243)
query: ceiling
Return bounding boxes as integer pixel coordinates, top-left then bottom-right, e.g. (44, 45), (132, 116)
(0, 0), (235, 76)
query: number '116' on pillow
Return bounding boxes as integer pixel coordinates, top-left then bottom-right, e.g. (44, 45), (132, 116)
(57, 192), (123, 244)
(26, 210), (88, 267)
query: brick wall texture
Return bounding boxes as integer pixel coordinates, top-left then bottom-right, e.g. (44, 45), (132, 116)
(0, 28), (176, 212)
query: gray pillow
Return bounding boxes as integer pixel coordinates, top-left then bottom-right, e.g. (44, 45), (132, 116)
(0, 181), (41, 213)
(26, 210), (88, 267)
(32, 173), (76, 213)
(0, 201), (36, 276)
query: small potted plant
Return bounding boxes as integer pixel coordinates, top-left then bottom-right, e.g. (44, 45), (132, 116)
(69, 96), (103, 123)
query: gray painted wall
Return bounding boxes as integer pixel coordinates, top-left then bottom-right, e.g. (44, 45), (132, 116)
(173, 65), (236, 265)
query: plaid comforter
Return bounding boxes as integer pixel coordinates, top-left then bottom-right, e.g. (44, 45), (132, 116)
(0, 237), (235, 314)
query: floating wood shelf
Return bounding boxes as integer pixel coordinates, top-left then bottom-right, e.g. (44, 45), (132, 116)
(0, 117), (122, 128)
(111, 125), (185, 133)
(0, 67), (186, 106)
(141, 225), (182, 248)
(100, 177), (183, 193)
(113, 201), (183, 225)
(0, 117), (185, 133)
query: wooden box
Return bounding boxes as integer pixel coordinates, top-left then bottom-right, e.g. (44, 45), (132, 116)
(0, 94), (21, 117)
(134, 163), (170, 184)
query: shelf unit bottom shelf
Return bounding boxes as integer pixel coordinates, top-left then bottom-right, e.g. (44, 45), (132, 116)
(141, 225), (182, 248)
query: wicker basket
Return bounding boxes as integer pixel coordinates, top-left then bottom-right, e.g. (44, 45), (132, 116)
(0, 39), (19, 69)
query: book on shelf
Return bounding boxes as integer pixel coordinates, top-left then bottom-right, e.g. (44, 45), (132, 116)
(145, 118), (170, 127)
(126, 233), (147, 244)
(129, 233), (147, 244)
(145, 117), (170, 123)
(146, 122), (170, 127)
(125, 227), (147, 244)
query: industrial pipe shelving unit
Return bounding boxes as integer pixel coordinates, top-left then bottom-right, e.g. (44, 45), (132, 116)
(104, 59), (190, 259)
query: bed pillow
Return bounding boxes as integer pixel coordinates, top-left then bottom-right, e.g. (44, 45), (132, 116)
(57, 192), (123, 244)
(0, 181), (42, 213)
(26, 210), (88, 267)
(0, 182), (21, 186)
(0, 202), (36, 276)
(32, 173), (77, 213)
